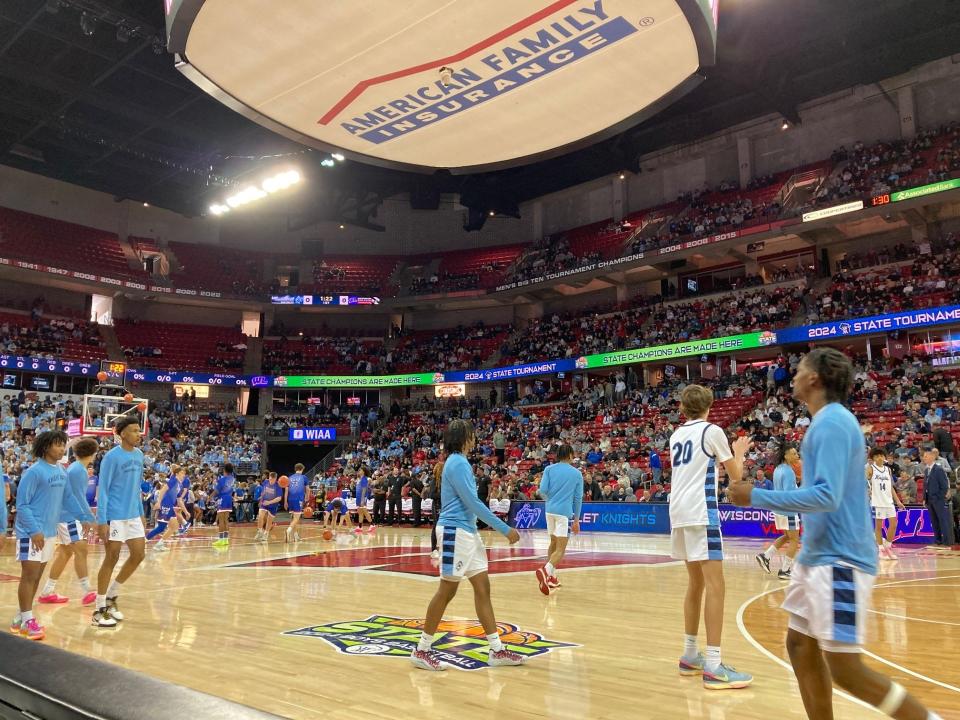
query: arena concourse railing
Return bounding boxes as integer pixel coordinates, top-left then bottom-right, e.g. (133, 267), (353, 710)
(0, 633), (282, 720)
(1, 304), (959, 390)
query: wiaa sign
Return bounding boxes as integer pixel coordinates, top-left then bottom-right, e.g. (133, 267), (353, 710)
(288, 427), (337, 442)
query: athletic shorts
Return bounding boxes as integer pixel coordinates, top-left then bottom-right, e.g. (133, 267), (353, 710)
(107, 517), (146, 543)
(326, 502), (345, 516)
(871, 506), (896, 520)
(217, 496), (233, 512)
(157, 507), (175, 523)
(437, 525), (488, 581)
(670, 525), (723, 562)
(783, 562), (875, 652)
(57, 520), (84, 545)
(260, 505), (278, 517)
(546, 512), (571, 538)
(288, 497), (304, 513)
(774, 513), (801, 531)
(17, 536), (56, 563)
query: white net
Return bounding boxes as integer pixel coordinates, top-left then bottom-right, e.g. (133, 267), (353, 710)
(80, 394), (148, 437)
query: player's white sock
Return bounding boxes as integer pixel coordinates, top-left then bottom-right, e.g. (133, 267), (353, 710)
(21, 611), (33, 622)
(487, 633), (503, 652)
(704, 646), (721, 673)
(108, 580), (121, 598)
(762, 545), (776, 559)
(682, 634), (699, 661)
(884, 539), (892, 548)
(96, 594), (107, 610)
(78, 577), (91, 593)
(417, 632), (434, 652)
(41, 579), (56, 595)
(545, 562), (555, 575)
(783, 557), (793, 571)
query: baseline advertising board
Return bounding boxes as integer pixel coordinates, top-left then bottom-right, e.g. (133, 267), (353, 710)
(508, 501), (934, 544)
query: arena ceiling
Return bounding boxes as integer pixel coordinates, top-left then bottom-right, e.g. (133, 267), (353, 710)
(0, 0), (958, 226)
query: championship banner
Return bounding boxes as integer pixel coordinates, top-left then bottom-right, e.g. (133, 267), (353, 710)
(273, 373), (437, 388)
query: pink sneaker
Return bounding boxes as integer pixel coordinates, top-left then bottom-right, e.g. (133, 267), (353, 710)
(20, 618), (45, 641)
(488, 648), (526, 666)
(38, 593), (70, 604)
(81, 591), (97, 606)
(367, 525), (377, 534)
(547, 575), (561, 588)
(353, 527), (363, 534)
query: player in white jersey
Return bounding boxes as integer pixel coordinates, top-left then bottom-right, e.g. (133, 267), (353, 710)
(669, 384), (752, 690)
(867, 448), (905, 560)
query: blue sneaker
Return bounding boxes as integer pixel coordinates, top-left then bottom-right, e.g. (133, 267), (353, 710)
(679, 653), (705, 676)
(703, 663), (753, 689)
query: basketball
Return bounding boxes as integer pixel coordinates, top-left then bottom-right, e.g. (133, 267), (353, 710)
(136, 402), (147, 412)
(322, 530), (333, 541)
(277, 475), (289, 488)
(123, 393), (134, 402)
(96, 371), (108, 383)
(303, 506), (313, 519)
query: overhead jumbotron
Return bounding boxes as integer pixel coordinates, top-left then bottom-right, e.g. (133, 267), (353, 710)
(164, 0), (717, 172)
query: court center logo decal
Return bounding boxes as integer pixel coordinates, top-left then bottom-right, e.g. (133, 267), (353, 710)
(283, 615), (578, 670)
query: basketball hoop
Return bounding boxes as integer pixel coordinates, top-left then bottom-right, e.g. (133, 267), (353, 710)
(80, 394), (149, 438)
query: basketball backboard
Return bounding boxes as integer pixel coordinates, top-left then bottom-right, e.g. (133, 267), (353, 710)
(80, 394), (149, 438)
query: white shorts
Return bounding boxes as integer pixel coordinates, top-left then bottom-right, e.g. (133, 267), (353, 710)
(57, 521), (84, 545)
(774, 514), (801, 531)
(671, 525), (723, 562)
(17, 536), (56, 563)
(783, 562), (875, 653)
(872, 506), (896, 520)
(436, 525), (488, 581)
(107, 517), (146, 543)
(546, 513), (570, 538)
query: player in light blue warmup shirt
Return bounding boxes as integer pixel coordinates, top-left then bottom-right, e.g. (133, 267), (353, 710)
(39, 437), (100, 606)
(285, 463), (308, 542)
(755, 441), (802, 580)
(354, 467), (373, 534)
(731, 349), (941, 720)
(12, 429), (70, 640)
(94, 417), (147, 628)
(534, 444), (583, 594)
(0, 471), (10, 554)
(410, 419), (523, 672)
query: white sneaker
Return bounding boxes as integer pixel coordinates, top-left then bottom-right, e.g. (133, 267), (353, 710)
(430, 550), (440, 567)
(410, 649), (445, 671)
(885, 545), (898, 559)
(488, 648), (526, 666)
(154, 542), (169, 552)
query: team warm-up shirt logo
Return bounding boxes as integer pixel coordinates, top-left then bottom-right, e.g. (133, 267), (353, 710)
(284, 616), (577, 670)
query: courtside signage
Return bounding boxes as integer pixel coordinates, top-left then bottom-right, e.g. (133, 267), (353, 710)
(172, 0), (716, 170)
(283, 616), (577, 670)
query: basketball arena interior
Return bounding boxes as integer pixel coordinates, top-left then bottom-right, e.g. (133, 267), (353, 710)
(0, 1), (959, 718)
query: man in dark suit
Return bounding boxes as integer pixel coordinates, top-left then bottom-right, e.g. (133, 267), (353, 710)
(923, 448), (953, 546)
(932, 425), (955, 467)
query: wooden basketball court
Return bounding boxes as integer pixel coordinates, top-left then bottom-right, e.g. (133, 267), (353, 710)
(2, 527), (957, 719)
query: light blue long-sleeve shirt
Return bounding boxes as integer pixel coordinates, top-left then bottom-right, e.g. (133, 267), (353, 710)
(438, 454), (510, 535)
(772, 463), (798, 520)
(752, 403), (877, 574)
(15, 460), (67, 538)
(98, 445), (146, 523)
(539, 462), (584, 519)
(61, 460), (95, 524)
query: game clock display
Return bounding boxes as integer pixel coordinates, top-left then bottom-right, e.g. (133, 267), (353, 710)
(99, 360), (128, 384)
(870, 193), (891, 207)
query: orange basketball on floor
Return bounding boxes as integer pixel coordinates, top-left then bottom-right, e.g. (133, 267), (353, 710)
(303, 506), (313, 519)
(278, 475), (289, 488)
(322, 530), (333, 541)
